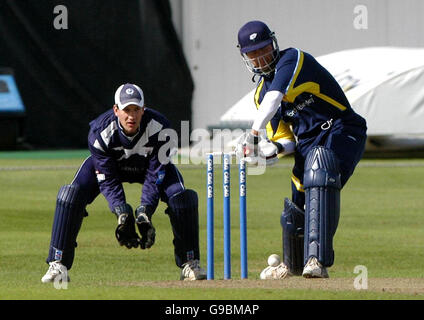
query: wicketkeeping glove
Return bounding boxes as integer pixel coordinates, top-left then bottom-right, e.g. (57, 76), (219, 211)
(113, 203), (140, 249)
(135, 205), (156, 249)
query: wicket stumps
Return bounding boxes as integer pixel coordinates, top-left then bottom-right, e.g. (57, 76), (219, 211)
(206, 153), (215, 280)
(223, 153), (231, 279)
(239, 159), (247, 279)
(206, 152), (247, 280)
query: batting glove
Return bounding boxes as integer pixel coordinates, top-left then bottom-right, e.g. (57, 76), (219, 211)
(258, 138), (279, 166)
(236, 132), (259, 158)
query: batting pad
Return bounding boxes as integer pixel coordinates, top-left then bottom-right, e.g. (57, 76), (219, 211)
(166, 189), (200, 267)
(303, 146), (341, 267)
(46, 184), (86, 269)
(281, 198), (305, 275)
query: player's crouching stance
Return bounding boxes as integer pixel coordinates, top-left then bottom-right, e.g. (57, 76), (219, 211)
(41, 83), (206, 283)
(235, 21), (367, 279)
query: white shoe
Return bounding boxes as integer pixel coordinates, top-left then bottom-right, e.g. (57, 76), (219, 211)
(180, 260), (207, 281)
(41, 261), (70, 283)
(302, 257), (329, 278)
(260, 262), (290, 279)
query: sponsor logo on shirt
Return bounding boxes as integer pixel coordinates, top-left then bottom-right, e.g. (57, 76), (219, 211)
(119, 166), (143, 173)
(285, 95), (315, 117)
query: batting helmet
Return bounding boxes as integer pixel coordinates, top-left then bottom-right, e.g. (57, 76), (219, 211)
(237, 21), (280, 75)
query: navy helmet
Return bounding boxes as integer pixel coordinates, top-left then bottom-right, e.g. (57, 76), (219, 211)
(237, 21), (280, 75)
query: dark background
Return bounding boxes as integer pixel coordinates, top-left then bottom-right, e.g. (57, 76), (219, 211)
(0, 0), (193, 149)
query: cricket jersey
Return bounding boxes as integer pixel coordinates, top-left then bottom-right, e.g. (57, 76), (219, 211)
(87, 108), (173, 211)
(254, 47), (367, 158)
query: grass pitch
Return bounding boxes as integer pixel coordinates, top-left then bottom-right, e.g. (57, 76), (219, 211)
(1, 150), (424, 300)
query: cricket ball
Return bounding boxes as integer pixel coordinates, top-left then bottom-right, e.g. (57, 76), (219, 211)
(267, 254), (281, 267)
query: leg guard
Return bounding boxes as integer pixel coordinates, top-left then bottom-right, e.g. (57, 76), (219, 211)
(166, 189), (200, 267)
(46, 184), (87, 269)
(303, 146), (341, 267)
(280, 198), (305, 275)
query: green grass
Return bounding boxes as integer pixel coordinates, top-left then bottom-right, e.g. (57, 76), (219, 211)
(1, 153), (424, 300)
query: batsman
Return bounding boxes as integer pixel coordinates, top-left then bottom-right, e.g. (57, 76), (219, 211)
(235, 21), (367, 278)
(41, 83), (206, 283)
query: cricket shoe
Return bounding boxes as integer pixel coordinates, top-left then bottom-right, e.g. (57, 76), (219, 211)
(180, 260), (207, 281)
(41, 261), (70, 283)
(302, 257), (329, 278)
(260, 262), (291, 279)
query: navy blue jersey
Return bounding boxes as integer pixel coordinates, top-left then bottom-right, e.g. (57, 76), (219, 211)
(255, 48), (367, 157)
(87, 107), (171, 210)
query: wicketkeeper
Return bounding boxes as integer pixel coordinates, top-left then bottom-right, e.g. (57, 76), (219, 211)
(41, 83), (206, 283)
(235, 21), (367, 279)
